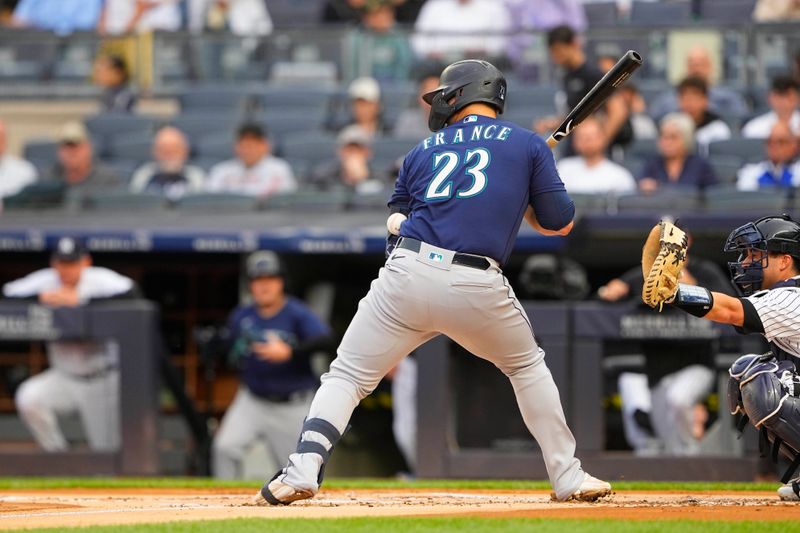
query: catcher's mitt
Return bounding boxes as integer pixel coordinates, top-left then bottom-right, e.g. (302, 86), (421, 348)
(641, 221), (688, 310)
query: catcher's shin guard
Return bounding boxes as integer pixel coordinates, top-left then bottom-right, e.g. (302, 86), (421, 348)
(739, 359), (800, 482)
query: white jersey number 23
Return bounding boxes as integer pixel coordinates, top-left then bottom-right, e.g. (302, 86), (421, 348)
(425, 148), (491, 201)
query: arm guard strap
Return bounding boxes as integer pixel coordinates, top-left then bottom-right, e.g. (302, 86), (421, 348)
(670, 283), (714, 318)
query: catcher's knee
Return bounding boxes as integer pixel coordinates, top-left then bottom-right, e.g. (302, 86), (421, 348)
(738, 358), (800, 450)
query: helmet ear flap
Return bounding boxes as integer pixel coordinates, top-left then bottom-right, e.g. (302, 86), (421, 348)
(427, 91), (457, 132)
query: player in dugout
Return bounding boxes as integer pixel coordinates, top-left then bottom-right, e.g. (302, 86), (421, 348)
(2, 237), (139, 452)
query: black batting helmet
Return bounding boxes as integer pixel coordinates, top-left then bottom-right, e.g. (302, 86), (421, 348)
(246, 251), (285, 279)
(724, 214), (800, 295)
(422, 59), (507, 132)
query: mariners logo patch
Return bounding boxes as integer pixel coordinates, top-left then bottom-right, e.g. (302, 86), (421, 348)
(429, 252), (444, 262)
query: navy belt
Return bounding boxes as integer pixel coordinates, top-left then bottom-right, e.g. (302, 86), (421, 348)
(396, 238), (491, 270)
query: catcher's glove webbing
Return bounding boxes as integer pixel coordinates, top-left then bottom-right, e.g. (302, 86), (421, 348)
(641, 220), (688, 311)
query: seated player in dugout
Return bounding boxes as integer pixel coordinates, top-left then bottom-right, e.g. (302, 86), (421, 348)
(213, 251), (336, 479)
(2, 237), (139, 452)
(660, 215), (800, 500)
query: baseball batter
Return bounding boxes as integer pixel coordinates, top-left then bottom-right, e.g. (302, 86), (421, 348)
(254, 59), (611, 505)
(658, 215), (800, 500)
(2, 237), (137, 451)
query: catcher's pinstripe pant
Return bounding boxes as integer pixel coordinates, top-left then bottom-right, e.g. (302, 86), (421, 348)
(282, 242), (586, 499)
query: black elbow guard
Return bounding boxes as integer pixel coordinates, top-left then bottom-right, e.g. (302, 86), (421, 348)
(389, 204), (409, 216)
(669, 283), (714, 318)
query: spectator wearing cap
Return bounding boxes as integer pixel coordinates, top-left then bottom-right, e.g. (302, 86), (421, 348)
(333, 77), (390, 136)
(206, 124), (297, 198)
(2, 237), (139, 452)
(650, 46), (749, 121)
(12, 0), (103, 34)
(213, 251), (335, 479)
(0, 118), (38, 201)
(129, 127), (205, 200)
(345, 0), (413, 82)
(742, 75), (800, 139)
(93, 54), (137, 113)
(311, 125), (387, 194)
(676, 76), (731, 155)
(637, 112), (718, 194)
(44, 121), (120, 201)
(99, 0), (181, 35)
(322, 0), (368, 23)
(737, 120), (800, 191)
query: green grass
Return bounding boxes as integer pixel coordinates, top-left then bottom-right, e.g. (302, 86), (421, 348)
(0, 477), (778, 492)
(5, 518), (797, 533)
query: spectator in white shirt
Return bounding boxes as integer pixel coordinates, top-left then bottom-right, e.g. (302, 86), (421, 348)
(129, 127), (205, 200)
(556, 117), (636, 194)
(0, 119), (38, 200)
(412, 0), (511, 63)
(737, 120), (800, 191)
(742, 75), (800, 139)
(207, 124), (297, 198)
(677, 76), (731, 155)
(99, 0), (181, 35)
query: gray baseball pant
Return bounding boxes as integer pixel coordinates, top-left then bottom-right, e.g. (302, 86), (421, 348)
(214, 387), (313, 479)
(283, 243), (585, 499)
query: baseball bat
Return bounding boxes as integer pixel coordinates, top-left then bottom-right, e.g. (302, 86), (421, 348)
(545, 50), (643, 149)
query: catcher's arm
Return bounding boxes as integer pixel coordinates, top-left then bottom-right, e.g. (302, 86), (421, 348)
(670, 284), (745, 326)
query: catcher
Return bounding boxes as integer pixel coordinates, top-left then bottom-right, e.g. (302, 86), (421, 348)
(642, 215), (800, 500)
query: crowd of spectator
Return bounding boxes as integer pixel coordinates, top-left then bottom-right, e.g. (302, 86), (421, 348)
(0, 1), (798, 209)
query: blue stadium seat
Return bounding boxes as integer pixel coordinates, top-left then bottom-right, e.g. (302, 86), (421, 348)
(708, 155), (744, 185)
(703, 185), (789, 212)
(23, 139), (59, 174)
(504, 85), (559, 113)
(167, 113), (241, 146)
(175, 192), (260, 212)
(370, 137), (418, 166)
(700, 0), (756, 23)
(630, 1), (692, 26)
(177, 86), (252, 113)
(617, 189), (700, 212)
(84, 114), (157, 158)
(625, 138), (659, 160)
(84, 191), (167, 211)
(255, 110), (327, 139)
(282, 133), (338, 167)
(194, 134), (235, 161)
(106, 136), (153, 164)
(707, 138), (764, 164)
(583, 2), (619, 26)
(264, 0), (325, 28)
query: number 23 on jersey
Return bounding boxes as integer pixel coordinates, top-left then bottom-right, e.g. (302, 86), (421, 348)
(425, 148), (491, 201)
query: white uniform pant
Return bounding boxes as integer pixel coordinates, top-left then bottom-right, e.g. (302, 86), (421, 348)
(284, 244), (585, 499)
(619, 366), (715, 455)
(14, 368), (120, 451)
(391, 356), (417, 471)
(213, 387), (313, 479)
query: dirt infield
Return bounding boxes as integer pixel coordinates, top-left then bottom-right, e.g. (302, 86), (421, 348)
(1, 488), (799, 530)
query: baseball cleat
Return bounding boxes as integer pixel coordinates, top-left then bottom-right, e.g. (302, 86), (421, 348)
(253, 470), (315, 506)
(552, 473), (612, 502)
(777, 478), (800, 501)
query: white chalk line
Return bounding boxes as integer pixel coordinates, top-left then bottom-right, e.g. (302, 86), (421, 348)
(0, 503), (235, 520)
